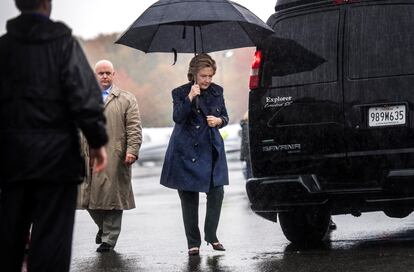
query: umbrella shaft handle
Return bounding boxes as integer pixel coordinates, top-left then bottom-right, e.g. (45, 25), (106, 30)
(195, 96), (200, 109)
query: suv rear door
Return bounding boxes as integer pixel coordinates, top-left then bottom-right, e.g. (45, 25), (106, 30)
(343, 2), (414, 184)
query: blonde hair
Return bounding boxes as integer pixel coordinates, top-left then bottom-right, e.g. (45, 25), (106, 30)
(187, 53), (217, 82)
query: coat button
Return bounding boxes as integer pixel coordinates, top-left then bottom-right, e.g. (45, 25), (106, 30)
(194, 143), (199, 147)
(216, 108), (220, 112)
(197, 109), (201, 113)
(196, 125), (200, 129)
(191, 158), (196, 162)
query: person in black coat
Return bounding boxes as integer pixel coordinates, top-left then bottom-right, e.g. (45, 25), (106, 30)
(0, 0), (108, 271)
(160, 53), (229, 255)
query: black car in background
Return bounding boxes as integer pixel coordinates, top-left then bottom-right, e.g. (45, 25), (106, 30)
(246, 0), (414, 244)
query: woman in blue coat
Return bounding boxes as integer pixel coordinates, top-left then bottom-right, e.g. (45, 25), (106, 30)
(160, 53), (229, 255)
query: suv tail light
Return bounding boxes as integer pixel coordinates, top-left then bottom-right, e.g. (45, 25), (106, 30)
(249, 50), (262, 90)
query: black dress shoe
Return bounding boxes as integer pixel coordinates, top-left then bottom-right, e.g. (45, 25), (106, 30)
(96, 242), (113, 253)
(95, 229), (103, 244)
(329, 220), (337, 231)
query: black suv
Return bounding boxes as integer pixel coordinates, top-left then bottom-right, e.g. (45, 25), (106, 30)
(246, 0), (414, 244)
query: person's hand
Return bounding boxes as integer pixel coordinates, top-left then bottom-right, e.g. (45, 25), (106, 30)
(125, 153), (137, 165)
(206, 115), (222, 128)
(90, 146), (108, 173)
(188, 84), (200, 101)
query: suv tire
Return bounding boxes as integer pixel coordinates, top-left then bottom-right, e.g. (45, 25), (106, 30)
(278, 207), (330, 244)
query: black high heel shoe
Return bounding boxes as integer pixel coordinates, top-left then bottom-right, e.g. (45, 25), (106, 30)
(208, 242), (225, 251)
(188, 247), (200, 256)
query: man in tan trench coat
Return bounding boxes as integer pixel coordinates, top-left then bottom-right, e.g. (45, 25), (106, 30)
(79, 60), (142, 252)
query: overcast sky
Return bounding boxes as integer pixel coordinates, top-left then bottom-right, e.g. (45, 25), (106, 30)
(0, 0), (276, 39)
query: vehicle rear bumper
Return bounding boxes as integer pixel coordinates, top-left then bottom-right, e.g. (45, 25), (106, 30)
(246, 171), (414, 216)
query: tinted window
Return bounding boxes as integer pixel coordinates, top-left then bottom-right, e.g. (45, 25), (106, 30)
(348, 5), (414, 79)
(266, 11), (339, 87)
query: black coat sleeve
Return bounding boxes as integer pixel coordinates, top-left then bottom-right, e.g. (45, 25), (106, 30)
(172, 86), (192, 124)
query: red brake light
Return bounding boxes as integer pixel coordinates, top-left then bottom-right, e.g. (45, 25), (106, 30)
(249, 50), (262, 90)
(251, 50), (262, 69)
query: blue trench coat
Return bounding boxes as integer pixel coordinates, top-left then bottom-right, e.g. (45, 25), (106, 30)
(160, 82), (229, 192)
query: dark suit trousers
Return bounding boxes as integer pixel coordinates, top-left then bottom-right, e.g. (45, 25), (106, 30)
(0, 181), (77, 272)
(178, 185), (224, 249)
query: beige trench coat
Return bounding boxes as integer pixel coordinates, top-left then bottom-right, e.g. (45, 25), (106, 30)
(78, 85), (142, 210)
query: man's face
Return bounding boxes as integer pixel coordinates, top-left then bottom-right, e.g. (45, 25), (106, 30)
(196, 67), (214, 90)
(95, 63), (115, 90)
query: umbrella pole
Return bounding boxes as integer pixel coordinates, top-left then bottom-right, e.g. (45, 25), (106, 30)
(194, 69), (199, 109)
(193, 26), (200, 109)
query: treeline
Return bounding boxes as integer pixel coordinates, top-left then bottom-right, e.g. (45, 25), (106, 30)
(79, 33), (253, 127)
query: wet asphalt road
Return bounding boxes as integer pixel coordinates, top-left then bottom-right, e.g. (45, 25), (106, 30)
(70, 161), (414, 272)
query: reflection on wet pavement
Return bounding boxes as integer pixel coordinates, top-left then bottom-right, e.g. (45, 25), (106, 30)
(71, 162), (414, 272)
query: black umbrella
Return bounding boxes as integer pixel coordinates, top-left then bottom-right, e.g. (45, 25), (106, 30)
(261, 35), (326, 77)
(115, 0), (274, 55)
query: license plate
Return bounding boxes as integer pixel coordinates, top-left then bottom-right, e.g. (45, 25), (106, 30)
(368, 105), (406, 127)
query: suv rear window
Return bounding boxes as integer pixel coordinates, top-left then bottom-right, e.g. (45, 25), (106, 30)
(348, 5), (414, 79)
(266, 10), (339, 87)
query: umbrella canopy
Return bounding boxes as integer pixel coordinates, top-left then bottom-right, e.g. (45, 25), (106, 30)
(115, 0), (274, 54)
(262, 35), (326, 77)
